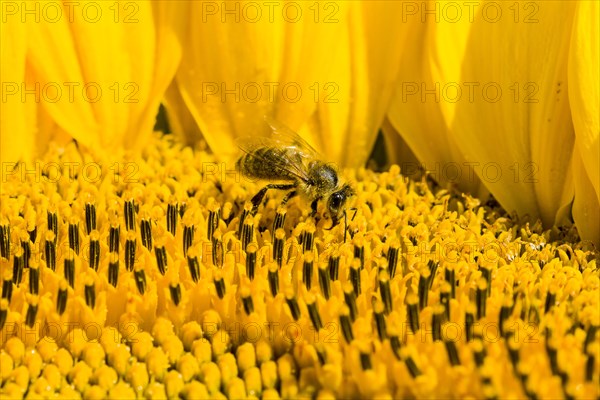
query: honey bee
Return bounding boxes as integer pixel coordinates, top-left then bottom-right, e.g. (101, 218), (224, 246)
(236, 118), (354, 233)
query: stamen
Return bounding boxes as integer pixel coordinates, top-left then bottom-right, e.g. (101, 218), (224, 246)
(439, 282), (451, 321)
(25, 296), (38, 327)
(445, 339), (460, 366)
(134, 266), (147, 295)
(427, 260), (439, 289)
(108, 252), (119, 287)
(0, 299), (7, 330)
(245, 243), (257, 280)
(353, 236), (364, 270)
(267, 264), (279, 297)
(45, 231), (56, 271)
(479, 265), (492, 297)
(359, 351), (372, 370)
(0, 224), (9, 259)
(238, 202), (252, 239)
(13, 251), (24, 286)
(124, 199), (136, 231)
(241, 287), (254, 315)
(2, 270), (13, 303)
(285, 290), (301, 321)
(303, 253), (314, 290)
(109, 224), (120, 254)
(318, 262), (331, 300)
(273, 229), (285, 268)
(465, 305), (475, 342)
(183, 224), (194, 257)
(46, 210), (58, 243)
(125, 231), (137, 271)
(64, 253), (75, 288)
(471, 338), (486, 367)
(585, 353), (595, 382)
(273, 207), (287, 233)
(339, 306), (354, 343)
(179, 202), (187, 218)
(141, 219), (153, 250)
(302, 225), (315, 253)
(379, 269), (392, 314)
(155, 245), (168, 275)
(476, 278), (487, 319)
(29, 262), (39, 295)
(344, 283), (358, 323)
(214, 271), (225, 299)
(544, 286), (556, 314)
(349, 259), (361, 296)
(418, 266), (431, 311)
(212, 231), (223, 268)
(84, 276), (95, 308)
(584, 324), (598, 352)
(89, 230), (100, 271)
(432, 305), (444, 341)
(406, 293), (420, 334)
(85, 202), (96, 234)
(21, 237), (31, 267)
(187, 250), (200, 283)
(170, 280), (182, 306)
(56, 280), (68, 315)
(241, 219), (254, 252)
(328, 252), (340, 281)
(445, 263), (456, 299)
(390, 335), (401, 360)
(387, 242), (399, 279)
(207, 203), (220, 242)
(306, 294), (322, 331)
(167, 202), (178, 235)
(405, 355), (422, 378)
(68, 219), (80, 254)
(373, 301), (387, 341)
(499, 296), (513, 337)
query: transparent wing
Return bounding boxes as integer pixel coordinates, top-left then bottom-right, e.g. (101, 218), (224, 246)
(264, 116), (320, 159)
(235, 135), (311, 183)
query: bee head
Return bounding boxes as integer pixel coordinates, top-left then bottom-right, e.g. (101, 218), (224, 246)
(326, 183), (355, 229)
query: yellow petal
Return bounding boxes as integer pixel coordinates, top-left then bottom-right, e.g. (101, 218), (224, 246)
(568, 0), (600, 204)
(25, 1), (99, 149)
(25, 1), (179, 154)
(572, 151), (600, 246)
(387, 1), (483, 195)
(1, 13), (30, 166)
(315, 1), (407, 167)
(450, 1), (576, 226)
(176, 0), (288, 160)
(175, 1), (403, 168)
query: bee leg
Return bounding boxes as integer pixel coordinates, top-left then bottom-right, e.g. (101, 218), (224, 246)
(251, 184), (296, 215)
(310, 198), (321, 218)
(281, 190), (297, 206)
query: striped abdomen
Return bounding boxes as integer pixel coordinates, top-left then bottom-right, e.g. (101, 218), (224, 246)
(237, 147), (303, 182)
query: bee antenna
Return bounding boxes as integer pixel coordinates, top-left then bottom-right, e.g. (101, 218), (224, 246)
(343, 209), (348, 243)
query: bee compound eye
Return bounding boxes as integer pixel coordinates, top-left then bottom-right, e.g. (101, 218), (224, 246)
(329, 192), (343, 210)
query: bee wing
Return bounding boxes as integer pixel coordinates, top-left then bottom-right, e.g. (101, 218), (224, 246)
(235, 135), (311, 183)
(264, 117), (320, 159)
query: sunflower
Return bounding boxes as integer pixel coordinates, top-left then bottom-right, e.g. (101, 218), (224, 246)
(0, 0), (598, 398)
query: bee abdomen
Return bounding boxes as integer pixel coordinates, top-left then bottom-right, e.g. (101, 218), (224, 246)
(237, 148), (299, 181)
